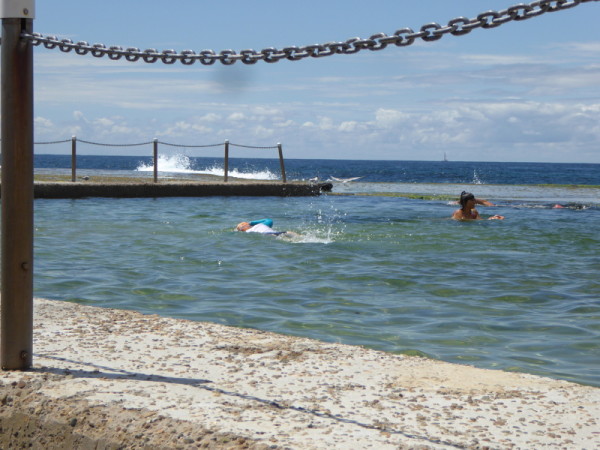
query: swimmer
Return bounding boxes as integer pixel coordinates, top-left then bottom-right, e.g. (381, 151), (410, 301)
(452, 191), (504, 221)
(235, 218), (299, 237)
(450, 197), (495, 207)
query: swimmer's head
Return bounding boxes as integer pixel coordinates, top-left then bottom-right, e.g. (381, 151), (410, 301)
(236, 222), (251, 232)
(459, 191), (475, 208)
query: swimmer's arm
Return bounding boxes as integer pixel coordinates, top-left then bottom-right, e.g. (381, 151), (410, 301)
(475, 198), (494, 206)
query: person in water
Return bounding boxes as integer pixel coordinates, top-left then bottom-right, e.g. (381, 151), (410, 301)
(452, 191), (504, 220)
(235, 219), (299, 237)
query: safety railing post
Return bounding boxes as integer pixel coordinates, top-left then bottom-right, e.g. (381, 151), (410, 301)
(71, 135), (76, 182)
(1, 0), (35, 370)
(277, 143), (286, 183)
(224, 140), (229, 182)
(153, 138), (158, 183)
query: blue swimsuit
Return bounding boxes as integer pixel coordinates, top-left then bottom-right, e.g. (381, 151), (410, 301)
(249, 218), (274, 228)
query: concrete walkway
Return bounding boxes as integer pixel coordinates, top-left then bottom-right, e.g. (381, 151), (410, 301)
(1, 299), (598, 449)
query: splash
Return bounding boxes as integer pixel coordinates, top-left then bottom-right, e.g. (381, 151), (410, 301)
(136, 154), (279, 180)
(136, 154), (196, 173)
(281, 229), (336, 244)
(472, 170), (483, 185)
(197, 165), (278, 181)
(282, 203), (346, 244)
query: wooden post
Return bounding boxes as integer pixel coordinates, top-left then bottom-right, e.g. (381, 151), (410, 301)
(153, 138), (158, 183)
(1, 0), (35, 370)
(71, 135), (76, 181)
(277, 143), (286, 183)
(224, 140), (229, 182)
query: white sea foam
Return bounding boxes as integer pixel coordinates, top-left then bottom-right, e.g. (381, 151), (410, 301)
(197, 165), (278, 181)
(136, 154), (197, 173)
(284, 231), (334, 244)
(135, 154), (278, 180)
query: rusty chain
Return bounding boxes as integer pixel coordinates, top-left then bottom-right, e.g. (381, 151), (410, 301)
(20, 0), (600, 65)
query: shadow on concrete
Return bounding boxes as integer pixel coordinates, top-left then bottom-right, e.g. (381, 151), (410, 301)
(33, 353), (461, 449)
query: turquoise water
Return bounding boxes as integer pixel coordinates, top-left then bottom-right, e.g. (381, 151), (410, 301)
(33, 186), (600, 386)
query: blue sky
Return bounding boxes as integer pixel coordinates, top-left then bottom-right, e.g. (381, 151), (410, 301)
(27, 1), (600, 162)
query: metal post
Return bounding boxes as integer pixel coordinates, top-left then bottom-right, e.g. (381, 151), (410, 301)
(1, 0), (36, 370)
(153, 138), (158, 183)
(71, 135), (76, 182)
(224, 140), (229, 182)
(277, 143), (286, 183)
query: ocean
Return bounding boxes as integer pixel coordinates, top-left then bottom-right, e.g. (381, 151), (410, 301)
(31, 154), (600, 387)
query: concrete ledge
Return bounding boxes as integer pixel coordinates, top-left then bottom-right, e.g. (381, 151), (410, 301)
(0, 391), (266, 449)
(1, 299), (598, 449)
(27, 182), (333, 198)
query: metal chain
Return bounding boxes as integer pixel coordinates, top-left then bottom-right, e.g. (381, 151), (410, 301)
(230, 143), (279, 149)
(34, 139), (72, 145)
(30, 139), (279, 149)
(158, 141), (223, 148)
(77, 138), (154, 147)
(19, 0), (598, 66)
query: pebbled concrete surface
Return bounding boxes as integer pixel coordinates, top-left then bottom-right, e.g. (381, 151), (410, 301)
(1, 298), (598, 449)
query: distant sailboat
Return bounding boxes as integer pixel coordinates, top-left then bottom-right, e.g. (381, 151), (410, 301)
(443, 152), (448, 162)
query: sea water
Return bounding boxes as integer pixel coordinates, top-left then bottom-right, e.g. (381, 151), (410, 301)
(28, 155), (600, 387)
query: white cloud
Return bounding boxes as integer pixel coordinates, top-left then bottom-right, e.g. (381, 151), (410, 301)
(93, 117), (114, 127)
(317, 117), (334, 131)
(34, 116), (54, 129)
(460, 54), (536, 66)
(252, 126), (274, 139)
(374, 109), (410, 128)
(551, 41), (600, 55)
(274, 120), (294, 128)
(32, 99), (600, 161)
(198, 113), (222, 123)
(249, 106), (284, 120)
(339, 121), (359, 132)
(227, 112), (246, 121)
(159, 121), (213, 138)
(73, 110), (86, 121)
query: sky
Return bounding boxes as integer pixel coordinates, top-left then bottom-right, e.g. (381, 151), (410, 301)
(18, 0), (600, 162)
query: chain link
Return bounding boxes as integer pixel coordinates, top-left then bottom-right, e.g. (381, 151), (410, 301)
(18, 0), (598, 66)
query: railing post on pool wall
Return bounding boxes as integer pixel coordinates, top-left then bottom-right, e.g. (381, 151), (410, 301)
(224, 140), (229, 182)
(153, 138), (158, 183)
(278, 143), (287, 183)
(1, 0), (35, 370)
(71, 135), (76, 182)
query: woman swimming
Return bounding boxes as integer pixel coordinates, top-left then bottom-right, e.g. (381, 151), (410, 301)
(235, 218), (299, 237)
(452, 191), (504, 220)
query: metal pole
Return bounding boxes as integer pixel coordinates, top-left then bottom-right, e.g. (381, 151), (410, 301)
(153, 138), (158, 183)
(1, 0), (35, 370)
(277, 143), (286, 183)
(71, 135), (76, 182)
(224, 140), (229, 182)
